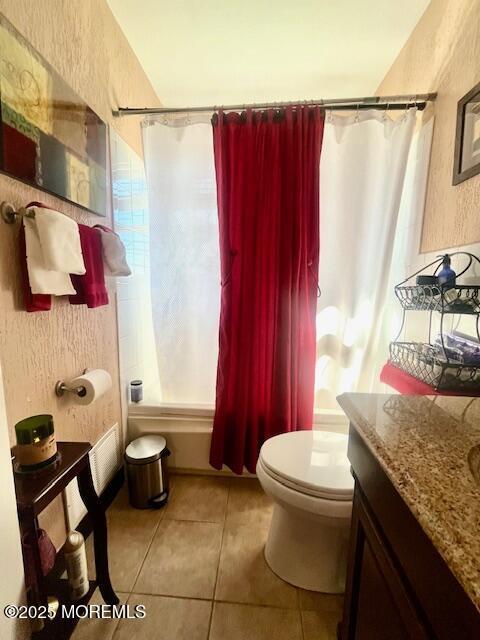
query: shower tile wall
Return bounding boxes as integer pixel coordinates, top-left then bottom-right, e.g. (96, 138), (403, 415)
(111, 132), (160, 434)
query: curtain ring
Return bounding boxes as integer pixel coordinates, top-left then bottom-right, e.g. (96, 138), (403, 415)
(383, 102), (390, 121)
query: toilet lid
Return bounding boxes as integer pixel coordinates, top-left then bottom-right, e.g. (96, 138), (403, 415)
(259, 431), (354, 500)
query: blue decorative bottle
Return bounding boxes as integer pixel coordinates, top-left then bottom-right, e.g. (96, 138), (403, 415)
(438, 254), (456, 288)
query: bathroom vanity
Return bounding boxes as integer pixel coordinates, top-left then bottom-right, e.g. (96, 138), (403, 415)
(337, 393), (480, 639)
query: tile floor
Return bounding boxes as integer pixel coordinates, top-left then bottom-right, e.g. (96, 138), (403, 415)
(73, 475), (343, 640)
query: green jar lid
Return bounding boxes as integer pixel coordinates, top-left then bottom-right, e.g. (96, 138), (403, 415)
(15, 414), (54, 445)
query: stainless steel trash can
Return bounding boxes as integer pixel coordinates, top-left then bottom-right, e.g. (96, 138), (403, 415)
(125, 435), (170, 509)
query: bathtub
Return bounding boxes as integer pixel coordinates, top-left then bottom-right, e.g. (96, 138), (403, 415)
(128, 401), (349, 473)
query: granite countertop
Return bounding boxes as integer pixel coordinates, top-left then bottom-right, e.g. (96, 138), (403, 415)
(337, 392), (480, 612)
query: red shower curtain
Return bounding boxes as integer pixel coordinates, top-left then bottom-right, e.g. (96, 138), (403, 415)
(209, 106), (324, 474)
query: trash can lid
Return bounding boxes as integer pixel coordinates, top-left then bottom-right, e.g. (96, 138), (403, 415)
(125, 435), (168, 465)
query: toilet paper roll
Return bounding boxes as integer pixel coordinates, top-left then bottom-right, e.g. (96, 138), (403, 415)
(68, 369), (112, 406)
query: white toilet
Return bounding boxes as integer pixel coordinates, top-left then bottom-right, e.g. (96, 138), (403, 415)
(256, 430), (354, 593)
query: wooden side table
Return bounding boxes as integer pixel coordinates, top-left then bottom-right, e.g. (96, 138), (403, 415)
(13, 442), (118, 633)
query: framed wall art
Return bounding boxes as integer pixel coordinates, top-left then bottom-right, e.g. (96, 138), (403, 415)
(453, 80), (480, 185)
(0, 14), (107, 215)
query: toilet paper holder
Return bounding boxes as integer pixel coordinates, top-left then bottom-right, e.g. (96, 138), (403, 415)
(55, 369), (89, 398)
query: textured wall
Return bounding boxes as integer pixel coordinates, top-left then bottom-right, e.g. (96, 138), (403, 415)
(0, 0), (160, 546)
(376, 0), (480, 252)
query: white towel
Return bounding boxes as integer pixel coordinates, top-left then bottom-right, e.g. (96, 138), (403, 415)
(95, 226), (132, 277)
(33, 207), (85, 275)
(24, 218), (76, 296)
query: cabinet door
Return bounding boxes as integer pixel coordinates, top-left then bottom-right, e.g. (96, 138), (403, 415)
(355, 538), (415, 639)
(341, 488), (430, 640)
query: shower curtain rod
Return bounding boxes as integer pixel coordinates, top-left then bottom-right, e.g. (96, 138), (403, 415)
(112, 92), (436, 117)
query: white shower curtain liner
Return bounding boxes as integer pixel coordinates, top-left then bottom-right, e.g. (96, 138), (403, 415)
(143, 116), (220, 405)
(316, 108), (433, 409)
(143, 112), (213, 128)
(142, 107), (433, 410)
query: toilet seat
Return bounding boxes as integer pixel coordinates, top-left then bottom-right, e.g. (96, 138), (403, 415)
(259, 430), (354, 502)
(256, 457), (352, 520)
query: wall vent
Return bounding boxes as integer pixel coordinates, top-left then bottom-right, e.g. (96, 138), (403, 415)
(63, 423), (122, 530)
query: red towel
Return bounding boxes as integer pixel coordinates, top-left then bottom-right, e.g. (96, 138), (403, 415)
(19, 225), (52, 312)
(70, 224), (108, 308)
(380, 362), (480, 396)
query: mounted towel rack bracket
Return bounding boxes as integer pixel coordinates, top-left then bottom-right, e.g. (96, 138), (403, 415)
(1, 201), (35, 224)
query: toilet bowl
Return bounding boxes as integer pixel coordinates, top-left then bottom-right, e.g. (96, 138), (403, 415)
(256, 430), (354, 593)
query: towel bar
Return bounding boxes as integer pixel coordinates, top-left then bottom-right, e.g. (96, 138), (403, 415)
(1, 201), (35, 224)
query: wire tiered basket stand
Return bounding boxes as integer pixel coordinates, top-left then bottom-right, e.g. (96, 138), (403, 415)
(390, 252), (480, 392)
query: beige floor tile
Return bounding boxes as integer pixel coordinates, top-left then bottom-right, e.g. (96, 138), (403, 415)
(113, 594), (211, 640)
(164, 475), (229, 523)
(210, 602), (302, 640)
(215, 521), (298, 608)
(226, 478), (273, 527)
(301, 609), (340, 640)
(86, 487), (164, 592)
(71, 590), (128, 640)
(108, 485), (166, 529)
(298, 589), (344, 614)
(168, 472), (181, 495)
(133, 519), (223, 598)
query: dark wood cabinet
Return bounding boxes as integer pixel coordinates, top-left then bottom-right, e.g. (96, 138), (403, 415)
(355, 539), (410, 640)
(340, 426), (480, 640)
(13, 442), (118, 638)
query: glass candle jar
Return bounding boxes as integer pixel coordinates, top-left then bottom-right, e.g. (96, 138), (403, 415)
(15, 414), (57, 470)
(130, 380), (143, 403)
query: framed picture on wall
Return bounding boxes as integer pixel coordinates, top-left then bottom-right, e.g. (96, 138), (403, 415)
(453, 81), (480, 185)
(0, 14), (107, 215)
